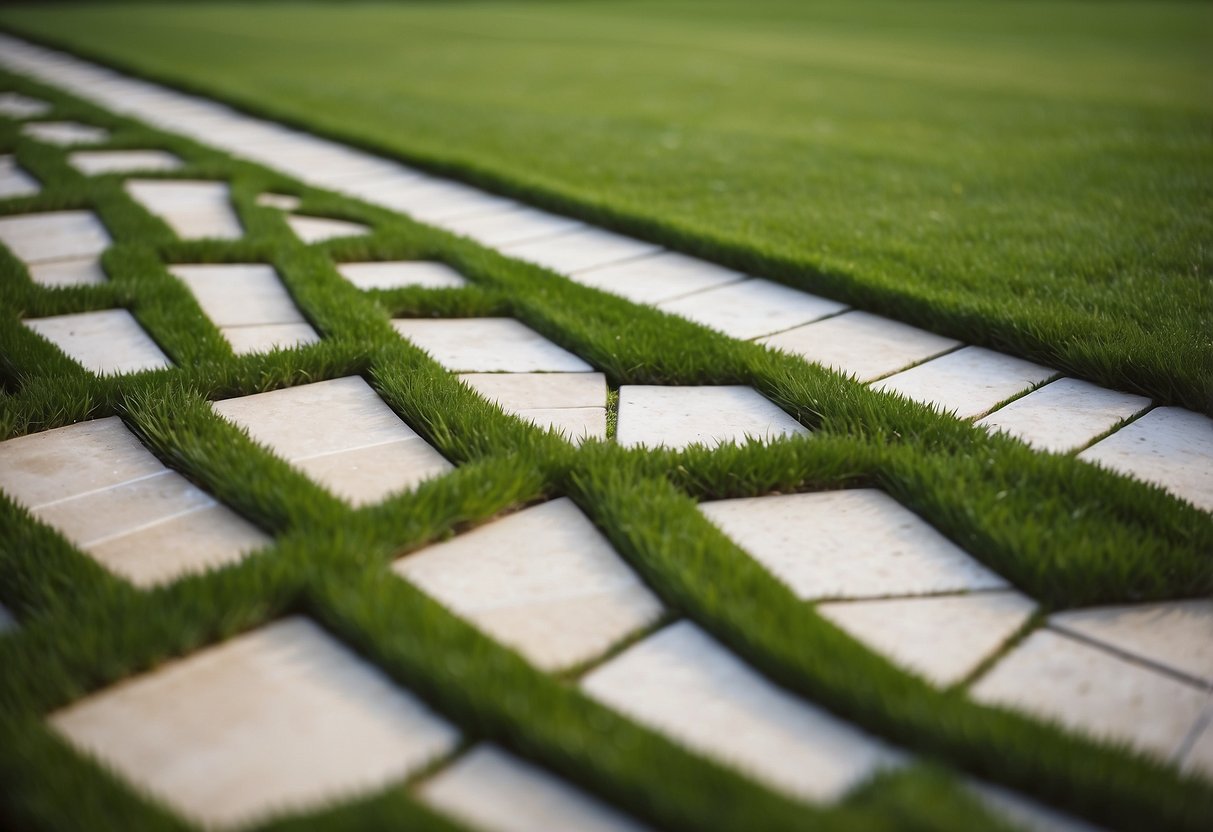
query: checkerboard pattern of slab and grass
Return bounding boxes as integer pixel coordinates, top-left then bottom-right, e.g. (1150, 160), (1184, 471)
(0, 36), (1211, 832)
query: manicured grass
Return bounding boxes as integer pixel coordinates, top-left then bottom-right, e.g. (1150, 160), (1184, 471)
(0, 0), (1209, 411)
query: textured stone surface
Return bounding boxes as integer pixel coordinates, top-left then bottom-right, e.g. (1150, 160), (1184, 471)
(393, 318), (592, 372)
(395, 498), (663, 670)
(657, 278), (847, 340)
(0, 91), (49, 118)
(571, 251), (747, 305)
(337, 261), (468, 291)
(126, 179), (242, 240)
(285, 214), (370, 243)
(698, 490), (1006, 600)
(434, 206), (583, 247)
(220, 323), (320, 355)
(0, 154), (39, 198)
(69, 149), (182, 175)
(0, 210), (110, 264)
(50, 617), (460, 829)
(872, 346), (1056, 419)
(28, 257), (107, 288)
(255, 192), (301, 210)
(978, 378), (1151, 453)
(503, 226), (662, 274)
(460, 372), (608, 444)
(616, 385), (808, 450)
(582, 621), (903, 802)
(24, 309), (171, 375)
(22, 120), (110, 146)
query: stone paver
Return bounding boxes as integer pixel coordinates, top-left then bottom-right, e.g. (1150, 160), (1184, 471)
(221, 323), (320, 355)
(21, 120), (110, 146)
(0, 91), (49, 118)
(582, 621), (903, 802)
(126, 179), (242, 240)
(68, 149), (183, 175)
(698, 490), (1007, 600)
(211, 376), (452, 506)
(255, 192), (301, 210)
(23, 309), (171, 375)
(0, 154), (39, 198)
(978, 378), (1151, 453)
(28, 257), (107, 287)
(503, 227), (662, 274)
(393, 318), (592, 373)
(1181, 718), (1213, 780)
(969, 782), (1109, 832)
(0, 210), (110, 264)
(570, 251), (747, 305)
(758, 311), (961, 382)
(50, 617), (459, 829)
(337, 260), (468, 291)
(657, 278), (847, 340)
(353, 178), (516, 223)
(395, 498), (662, 670)
(1079, 407), (1213, 513)
(459, 372), (607, 443)
(433, 205), (584, 247)
(818, 591), (1036, 686)
(285, 214), (370, 243)
(616, 385), (808, 450)
(420, 745), (651, 832)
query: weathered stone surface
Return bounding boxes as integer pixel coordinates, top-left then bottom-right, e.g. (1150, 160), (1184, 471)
(571, 251), (747, 305)
(126, 179), (242, 240)
(220, 323), (320, 355)
(28, 257), (107, 287)
(285, 214), (370, 243)
(0, 154), (39, 198)
(0, 210), (110, 264)
(657, 278), (847, 340)
(21, 120), (110, 146)
(69, 149), (183, 175)
(460, 372), (608, 444)
(503, 227), (661, 274)
(616, 385), (808, 450)
(978, 377), (1150, 453)
(24, 309), (171, 375)
(393, 318), (592, 373)
(337, 261), (468, 291)
(169, 264), (306, 328)
(872, 346), (1056, 419)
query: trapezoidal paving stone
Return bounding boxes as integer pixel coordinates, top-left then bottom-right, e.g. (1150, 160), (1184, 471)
(977, 377), (1150, 453)
(68, 149), (183, 176)
(392, 318), (593, 373)
(49, 617), (460, 830)
(0, 154), (39, 198)
(0, 91), (50, 118)
(337, 260), (468, 291)
(458, 372), (608, 444)
(0, 416), (269, 586)
(211, 376), (452, 506)
(28, 257), (107, 288)
(0, 209), (110, 265)
(569, 250), (747, 305)
(394, 498), (663, 671)
(656, 278), (847, 340)
(502, 226), (662, 274)
(697, 489), (1008, 600)
(616, 385), (808, 450)
(21, 120), (110, 146)
(418, 745), (653, 832)
(23, 309), (171, 376)
(285, 213), (370, 243)
(125, 179), (242, 240)
(581, 621), (904, 803)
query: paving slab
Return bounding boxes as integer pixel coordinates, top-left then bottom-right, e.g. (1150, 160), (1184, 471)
(255, 192), (301, 210)
(0, 154), (39, 198)
(978, 377), (1151, 453)
(1181, 718), (1213, 781)
(503, 226), (662, 274)
(337, 261), (468, 291)
(286, 214), (370, 243)
(616, 385), (808, 450)
(395, 498), (663, 670)
(582, 621), (903, 802)
(570, 251), (747, 305)
(1079, 407), (1213, 512)
(968, 782), (1109, 832)
(698, 489), (1007, 600)
(0, 91), (50, 118)
(419, 745), (651, 832)
(21, 120), (110, 146)
(0, 209), (110, 264)
(657, 278), (847, 340)
(359, 180), (517, 224)
(513, 407), (608, 444)
(69, 149), (183, 175)
(460, 372), (608, 444)
(817, 591), (1036, 686)
(393, 318), (592, 372)
(758, 310), (961, 382)
(126, 179), (242, 240)
(433, 206), (584, 247)
(23, 309), (171, 375)
(871, 346), (1057, 419)
(49, 617), (460, 829)
(221, 323), (321, 355)
(28, 256), (107, 287)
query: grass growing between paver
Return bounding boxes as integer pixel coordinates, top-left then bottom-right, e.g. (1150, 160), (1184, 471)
(1, 69), (1211, 832)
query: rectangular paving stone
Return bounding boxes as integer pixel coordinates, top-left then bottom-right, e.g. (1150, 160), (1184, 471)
(395, 498), (663, 671)
(758, 310), (961, 382)
(1078, 407), (1213, 513)
(361, 180), (517, 224)
(0, 91), (50, 118)
(169, 264), (319, 354)
(393, 318), (593, 372)
(432, 206), (584, 248)
(581, 621), (903, 802)
(50, 617), (460, 829)
(126, 179), (242, 240)
(516, 407), (608, 444)
(657, 278), (848, 340)
(221, 323), (321, 355)
(871, 346), (1056, 419)
(460, 372), (608, 444)
(21, 120), (110, 146)
(28, 257), (107, 287)
(616, 385), (808, 450)
(337, 261), (468, 291)
(977, 377), (1150, 453)
(23, 309), (171, 375)
(503, 227), (662, 274)
(1180, 717), (1213, 781)
(0, 210), (110, 264)
(698, 489), (1007, 600)
(254, 191), (302, 211)
(570, 251), (747, 305)
(292, 438), (451, 507)
(0, 154), (39, 198)
(286, 214), (370, 243)
(69, 149), (183, 175)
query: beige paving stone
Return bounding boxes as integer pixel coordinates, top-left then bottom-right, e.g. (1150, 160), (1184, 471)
(0, 91), (50, 118)
(0, 154), (39, 198)
(337, 261), (468, 291)
(0, 210), (110, 264)
(657, 278), (847, 340)
(758, 310), (961, 382)
(502, 226), (662, 274)
(358, 179), (516, 224)
(69, 149), (182, 175)
(285, 214), (370, 243)
(1180, 717), (1213, 781)
(395, 498), (663, 670)
(21, 120), (110, 146)
(616, 385), (808, 450)
(978, 377), (1151, 453)
(1050, 600), (1213, 684)
(221, 323), (321, 356)
(126, 179), (242, 240)
(28, 256), (107, 287)
(1079, 407), (1213, 512)
(817, 591), (1036, 686)
(419, 745), (651, 832)
(515, 407), (608, 444)
(698, 489), (1007, 600)
(570, 251), (747, 305)
(23, 309), (171, 375)
(292, 438), (452, 506)
(50, 617), (460, 829)
(969, 782), (1109, 832)
(871, 346), (1057, 419)
(459, 372), (607, 411)
(970, 629), (1208, 763)
(581, 621), (903, 802)
(393, 318), (592, 373)
(433, 206), (584, 247)
(168, 263), (306, 327)
(254, 192), (301, 211)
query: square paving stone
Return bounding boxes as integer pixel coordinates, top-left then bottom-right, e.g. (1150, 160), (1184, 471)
(286, 214), (370, 243)
(758, 310), (961, 382)
(69, 149), (183, 175)
(21, 120), (110, 146)
(432, 206), (584, 247)
(419, 745), (651, 832)
(49, 617), (460, 830)
(569, 251), (747, 305)
(394, 498), (663, 671)
(0, 154), (39, 198)
(977, 377), (1150, 453)
(0, 91), (50, 118)
(23, 309), (171, 375)
(698, 489), (1007, 600)
(28, 257), (107, 287)
(616, 385), (808, 450)
(254, 192), (301, 211)
(337, 261), (468, 291)
(0, 210), (110, 264)
(503, 227), (662, 274)
(657, 278), (847, 340)
(1078, 407), (1213, 513)
(871, 346), (1057, 419)
(581, 621), (903, 802)
(393, 318), (592, 373)
(460, 372), (608, 444)
(126, 180), (243, 240)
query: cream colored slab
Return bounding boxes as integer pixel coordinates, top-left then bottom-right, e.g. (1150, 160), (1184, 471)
(255, 192), (301, 210)
(818, 592), (1036, 686)
(518, 407), (608, 444)
(362, 180), (516, 223)
(24, 309), (171, 375)
(337, 261), (468, 291)
(871, 346), (1056, 419)
(0, 155), (39, 198)
(293, 438), (452, 506)
(420, 745), (651, 832)
(50, 617), (460, 829)
(571, 251), (747, 305)
(0, 91), (50, 118)
(698, 490), (1007, 600)
(395, 498), (663, 670)
(286, 214), (370, 243)
(393, 318), (592, 372)
(978, 378), (1150, 453)
(758, 311), (960, 382)
(21, 120), (110, 146)
(69, 149), (182, 175)
(503, 227), (662, 274)
(969, 782), (1109, 832)
(222, 323), (321, 355)
(459, 372), (607, 411)
(616, 385), (808, 450)
(1079, 407), (1213, 512)
(657, 278), (847, 340)
(0, 210), (110, 264)
(28, 257), (107, 287)
(971, 629), (1208, 763)
(434, 206), (584, 247)
(582, 621), (903, 802)
(1181, 719), (1213, 781)
(169, 263), (306, 327)
(126, 179), (242, 240)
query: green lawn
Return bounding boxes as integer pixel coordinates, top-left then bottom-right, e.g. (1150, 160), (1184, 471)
(1, 0), (1210, 410)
